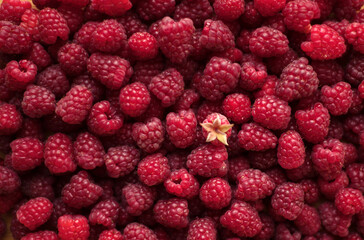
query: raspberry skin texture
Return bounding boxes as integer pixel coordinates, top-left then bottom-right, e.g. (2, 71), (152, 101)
(21, 85), (56, 118)
(0, 165), (20, 194)
(301, 24), (346, 60)
(187, 144), (228, 178)
(277, 130), (305, 169)
(117, 12), (148, 37)
(89, 199), (120, 228)
(74, 132), (105, 170)
(11, 137), (43, 172)
(294, 204), (321, 236)
(58, 215), (90, 240)
(21, 173), (55, 201)
(346, 163), (364, 192)
(187, 217), (216, 240)
(137, 0), (175, 21)
(91, 0), (131, 17)
(319, 202), (352, 237)
(249, 27), (289, 57)
(335, 187), (364, 215)
(21, 230), (58, 240)
(153, 198), (189, 229)
(99, 229), (123, 240)
(345, 23), (364, 54)
(318, 171), (349, 200)
(295, 103), (330, 143)
(87, 53), (133, 90)
(123, 223), (158, 240)
(0, 0), (31, 24)
(137, 153), (171, 186)
(164, 168), (199, 199)
(254, 0), (285, 17)
(235, 169), (275, 201)
(248, 149), (276, 171)
(57, 43), (88, 76)
(74, 21), (99, 51)
(38, 8), (69, 44)
(122, 183), (156, 216)
(200, 19), (235, 52)
(276, 58), (319, 102)
(62, 171), (103, 209)
(166, 109), (197, 149)
(238, 123), (277, 151)
(271, 182), (305, 220)
(72, 74), (104, 103)
(320, 81), (353, 116)
(44, 133), (76, 174)
(213, 0), (245, 21)
(36, 65), (70, 98)
(220, 201), (262, 237)
(19, 8), (40, 41)
(119, 82), (151, 117)
(311, 60), (344, 86)
(128, 32), (158, 61)
(132, 117), (165, 153)
(157, 17), (195, 64)
(5, 60), (37, 91)
(199, 177), (231, 210)
(105, 145), (140, 178)
(282, 0), (320, 33)
(345, 55), (364, 87)
(174, 0), (213, 28)
(222, 93), (251, 124)
(300, 179), (320, 204)
(0, 21), (32, 54)
(16, 197), (53, 231)
(149, 68), (184, 107)
(0, 103), (22, 135)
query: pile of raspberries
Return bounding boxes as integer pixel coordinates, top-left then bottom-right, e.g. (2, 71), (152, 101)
(0, 0), (364, 239)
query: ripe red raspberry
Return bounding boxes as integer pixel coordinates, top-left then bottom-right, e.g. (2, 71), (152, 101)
(21, 85), (56, 118)
(345, 23), (364, 54)
(277, 130), (305, 169)
(174, 0), (213, 27)
(345, 55), (364, 86)
(153, 198), (189, 229)
(166, 109), (197, 148)
(301, 24), (346, 60)
(44, 133), (76, 174)
(346, 163), (364, 192)
(122, 183), (156, 216)
(91, 0), (131, 16)
(58, 215), (90, 240)
(0, 21), (32, 54)
(89, 199), (119, 228)
(199, 177), (231, 209)
(149, 68), (184, 107)
(276, 58), (319, 102)
(5, 60), (37, 91)
(187, 217), (216, 240)
(187, 144), (228, 177)
(74, 21), (99, 51)
(252, 214), (274, 240)
(324, 19), (350, 36)
(131, 58), (164, 85)
(249, 27), (288, 57)
(119, 82), (151, 117)
(164, 168), (199, 199)
(254, 0), (285, 17)
(0, 0), (31, 23)
(137, 153), (170, 186)
(62, 171), (103, 209)
(137, 0), (175, 21)
(19, 8), (40, 41)
(282, 0), (320, 33)
(320, 81), (353, 116)
(38, 8), (69, 44)
(200, 19), (235, 52)
(57, 3), (83, 34)
(285, 154), (315, 181)
(327, 118), (344, 140)
(294, 205), (321, 236)
(117, 12), (147, 37)
(239, 60), (267, 91)
(36, 65), (70, 98)
(335, 188), (364, 215)
(72, 74), (104, 103)
(271, 182), (304, 220)
(213, 0), (244, 21)
(21, 173), (55, 200)
(74, 132), (105, 170)
(222, 93), (251, 124)
(123, 223), (157, 240)
(105, 145), (139, 178)
(235, 169), (275, 201)
(99, 229), (123, 240)
(0, 166), (20, 194)
(319, 202), (352, 237)
(295, 102), (330, 143)
(0, 103), (22, 135)
(57, 43), (88, 77)
(318, 171), (349, 200)
(87, 53), (133, 90)
(300, 179), (320, 204)
(16, 197), (53, 230)
(132, 117), (165, 153)
(311, 60), (344, 86)
(22, 230), (58, 240)
(11, 137), (43, 172)
(238, 123), (277, 151)
(201, 113), (233, 146)
(220, 201), (262, 237)
(128, 32), (158, 61)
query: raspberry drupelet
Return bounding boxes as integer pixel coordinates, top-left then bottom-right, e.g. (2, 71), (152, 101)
(201, 113), (234, 146)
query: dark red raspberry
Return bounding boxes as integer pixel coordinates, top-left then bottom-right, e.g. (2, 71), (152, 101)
(265, 49), (298, 76)
(104, 145), (139, 178)
(327, 118), (344, 140)
(197, 57), (240, 101)
(311, 60), (344, 86)
(300, 179), (320, 204)
(187, 144), (228, 177)
(346, 163), (364, 192)
(318, 171), (349, 200)
(319, 202), (352, 237)
(21, 173), (55, 200)
(324, 19), (350, 37)
(99, 229), (123, 240)
(5, 60), (37, 91)
(36, 65), (69, 98)
(238, 123), (277, 151)
(213, 0), (244, 21)
(48, 198), (78, 228)
(166, 109), (197, 148)
(11, 137), (43, 172)
(200, 19), (235, 52)
(128, 32), (158, 61)
(56, 85), (93, 124)
(38, 8), (69, 44)
(137, 0), (175, 21)
(253, 214), (275, 240)
(57, 43), (88, 76)
(22, 230), (58, 240)
(235, 169), (275, 201)
(149, 68), (184, 107)
(153, 198), (189, 229)
(44, 133), (76, 174)
(0, 190), (22, 214)
(91, 0), (131, 17)
(187, 217), (216, 240)
(295, 102), (330, 143)
(282, 0), (320, 33)
(119, 82), (151, 118)
(286, 154), (315, 181)
(351, 89), (364, 114)
(0, 166), (20, 194)
(0, 21), (32, 54)
(248, 149), (277, 170)
(345, 55), (364, 86)
(123, 223), (157, 240)
(262, 12), (286, 33)
(335, 187), (364, 215)
(342, 143), (358, 166)
(240, 1), (263, 28)
(345, 23), (364, 54)
(0, 103), (22, 135)
(132, 117), (165, 153)
(220, 201), (262, 237)
(294, 205), (321, 236)
(276, 223), (302, 240)
(222, 93), (251, 124)
(10, 216), (31, 240)
(236, 29), (252, 52)
(199, 177), (231, 209)
(0, 0), (31, 23)
(57, 3), (83, 34)
(137, 153), (170, 186)
(21, 85), (55, 118)
(276, 58), (319, 102)
(62, 171), (103, 209)
(271, 182), (304, 220)
(249, 27), (288, 58)
(320, 81), (353, 116)
(89, 199), (120, 228)
(117, 12), (147, 37)
(356, 211), (364, 236)
(196, 100), (223, 123)
(131, 58), (164, 85)
(72, 74), (104, 103)
(239, 60), (267, 91)
(58, 215), (90, 240)
(74, 21), (99, 51)
(74, 132), (105, 170)
(87, 53), (133, 90)
(164, 168), (199, 199)
(254, 0), (285, 17)
(122, 183), (156, 216)
(277, 130), (305, 169)
(174, 0), (213, 27)
(16, 197), (53, 230)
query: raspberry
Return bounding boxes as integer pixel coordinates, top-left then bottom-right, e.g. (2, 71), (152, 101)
(131, 58), (164, 85)
(174, 0), (213, 27)
(346, 163), (364, 192)
(275, 223), (302, 240)
(38, 8), (69, 44)
(87, 53), (133, 90)
(249, 27), (288, 58)
(238, 123), (277, 151)
(235, 169), (275, 201)
(248, 149), (277, 170)
(300, 179), (320, 204)
(220, 201), (262, 237)
(311, 60), (344, 86)
(137, 153), (170, 186)
(187, 144), (228, 177)
(345, 23), (364, 54)
(0, 103), (22, 135)
(197, 57), (240, 101)
(104, 145), (139, 178)
(324, 19), (350, 37)
(0, 166), (20, 194)
(48, 198), (78, 228)
(132, 117), (165, 153)
(56, 85), (93, 124)
(58, 215), (90, 240)
(72, 74), (104, 103)
(122, 183), (156, 216)
(164, 168), (199, 199)
(74, 21), (99, 51)
(201, 113), (233, 146)
(19, 8), (40, 41)
(137, 0), (175, 21)
(318, 171), (349, 200)
(282, 0), (320, 33)
(253, 0), (285, 17)
(5, 60), (37, 91)
(21, 173), (55, 200)
(240, 1), (263, 28)
(128, 32), (158, 61)
(345, 55), (364, 86)
(277, 130), (305, 169)
(99, 229), (123, 240)
(293, 205), (321, 236)
(153, 198), (189, 229)
(0, 0), (31, 24)
(166, 109), (197, 148)
(123, 223), (157, 240)
(335, 187), (364, 215)
(213, 0), (244, 21)
(157, 17), (194, 64)
(199, 177), (231, 209)
(91, 0), (131, 16)
(253, 214), (274, 240)
(21, 230), (58, 240)
(320, 81), (353, 116)
(117, 12), (147, 37)
(295, 103), (330, 143)
(62, 171), (103, 209)
(276, 58), (319, 102)
(11, 137), (43, 172)
(57, 43), (88, 77)
(301, 24), (346, 60)
(319, 202), (352, 237)
(200, 19), (235, 52)
(187, 217), (216, 240)
(149, 68), (184, 107)
(58, 4), (83, 34)
(74, 132), (105, 170)
(239, 60), (267, 91)
(119, 82), (151, 118)
(16, 197), (53, 230)
(89, 199), (120, 228)
(36, 65), (70, 98)
(271, 182), (304, 220)
(21, 85), (56, 118)
(0, 21), (32, 54)
(222, 93), (251, 124)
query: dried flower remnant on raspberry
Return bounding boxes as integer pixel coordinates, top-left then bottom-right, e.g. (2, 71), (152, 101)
(201, 113), (234, 146)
